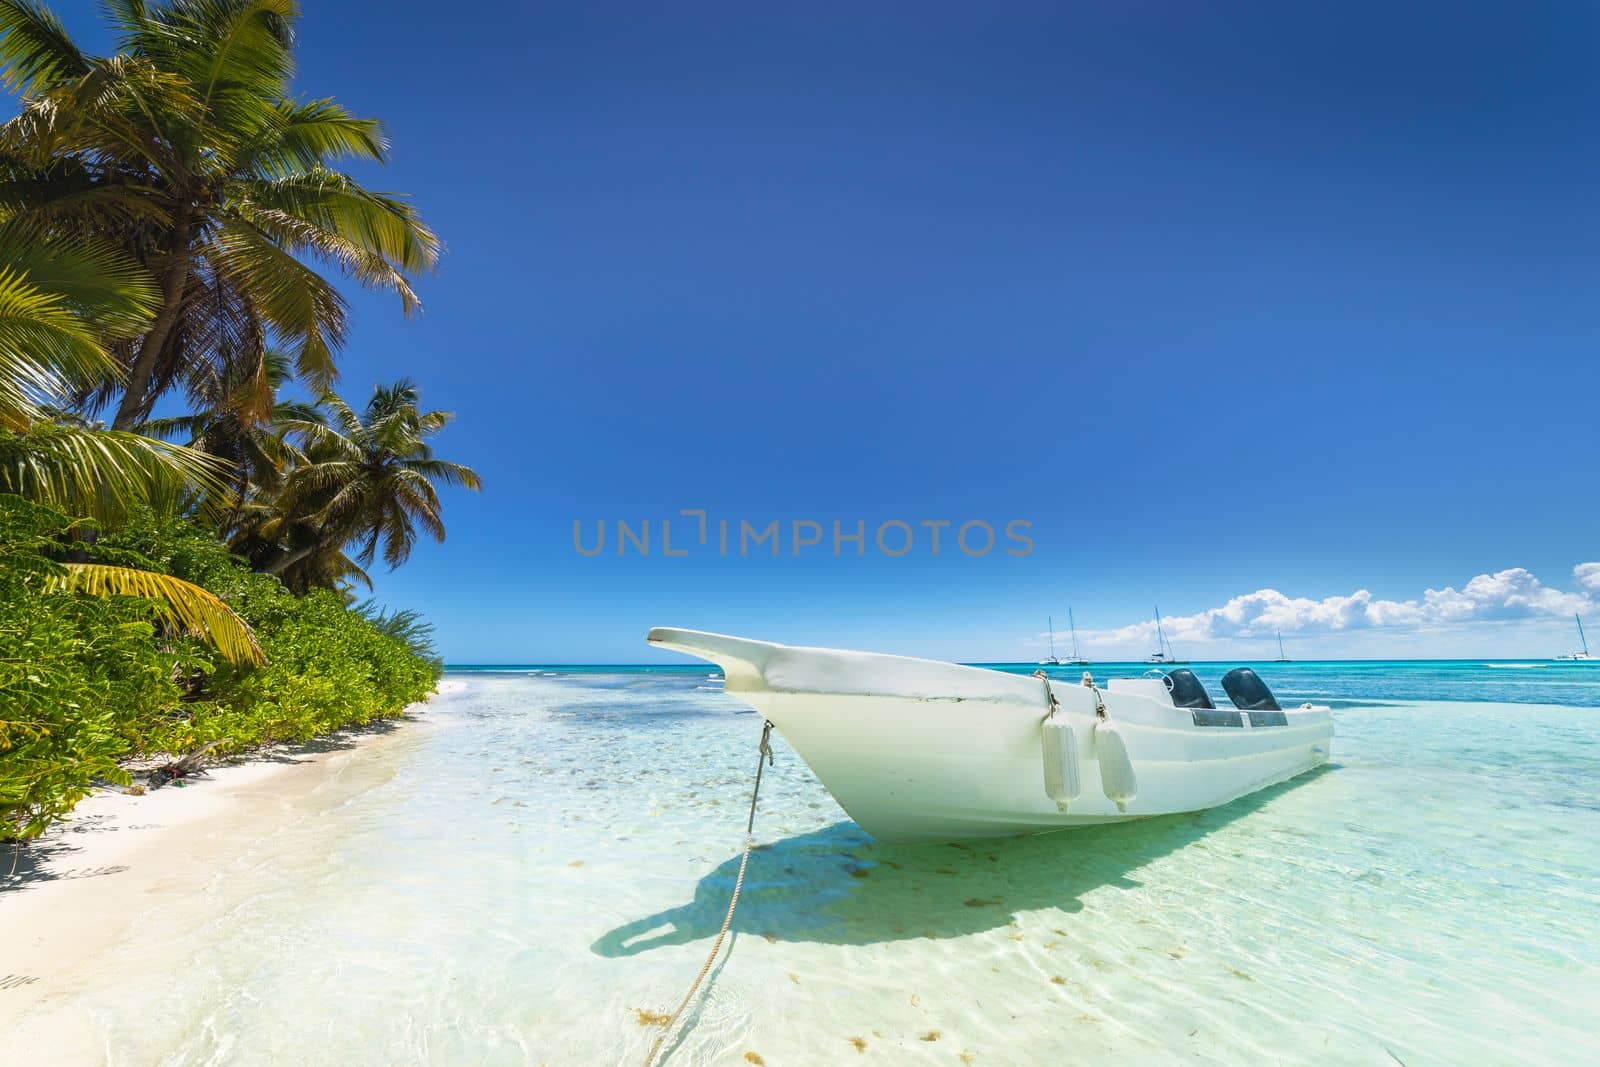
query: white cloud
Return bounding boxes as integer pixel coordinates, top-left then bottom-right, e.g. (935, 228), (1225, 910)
(1574, 562), (1600, 593)
(1075, 563), (1599, 653)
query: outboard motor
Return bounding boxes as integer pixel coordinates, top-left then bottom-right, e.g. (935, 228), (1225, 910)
(1164, 668), (1215, 710)
(1221, 667), (1281, 711)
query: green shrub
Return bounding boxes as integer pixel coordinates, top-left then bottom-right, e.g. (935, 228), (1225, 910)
(0, 497), (440, 839)
(0, 497), (185, 838)
(95, 509), (440, 754)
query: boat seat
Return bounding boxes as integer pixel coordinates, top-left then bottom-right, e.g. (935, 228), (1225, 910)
(1221, 667), (1281, 711)
(1163, 669), (1215, 710)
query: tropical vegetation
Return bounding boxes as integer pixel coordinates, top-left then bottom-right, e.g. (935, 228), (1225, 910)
(0, 1), (476, 840)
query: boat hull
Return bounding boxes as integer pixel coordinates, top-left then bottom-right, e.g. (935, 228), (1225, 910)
(648, 628), (1333, 843)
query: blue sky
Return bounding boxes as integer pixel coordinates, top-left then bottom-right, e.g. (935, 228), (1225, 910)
(47, 2), (1599, 661)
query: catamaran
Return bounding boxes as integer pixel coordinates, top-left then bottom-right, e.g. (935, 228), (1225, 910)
(1555, 614), (1594, 662)
(648, 628), (1333, 843)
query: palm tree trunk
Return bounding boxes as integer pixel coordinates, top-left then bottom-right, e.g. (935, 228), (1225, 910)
(262, 541), (320, 576)
(113, 208), (194, 431)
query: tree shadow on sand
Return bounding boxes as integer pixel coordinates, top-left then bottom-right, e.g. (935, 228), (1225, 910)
(1, 818), (130, 892)
(593, 766), (1334, 956)
(244, 717), (407, 764)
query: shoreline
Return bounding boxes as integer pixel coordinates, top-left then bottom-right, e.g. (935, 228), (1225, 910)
(0, 680), (466, 1025)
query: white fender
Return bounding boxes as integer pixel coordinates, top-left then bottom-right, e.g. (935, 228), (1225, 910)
(1095, 719), (1137, 812)
(1040, 720), (1080, 810)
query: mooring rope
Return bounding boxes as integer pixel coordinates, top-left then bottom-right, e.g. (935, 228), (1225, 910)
(641, 719), (775, 1067)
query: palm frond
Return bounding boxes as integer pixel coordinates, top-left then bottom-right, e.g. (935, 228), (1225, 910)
(133, 412), (205, 438)
(0, 225), (160, 338)
(49, 561), (264, 665)
(232, 202), (420, 313)
(237, 96), (386, 176)
(0, 268), (120, 411)
(0, 231), (159, 426)
(194, 0), (296, 101)
(407, 456), (481, 491)
(98, 0), (152, 42)
(376, 506), (414, 569)
(209, 215), (346, 384)
(133, 0), (295, 124)
(0, 176), (173, 233)
(230, 169), (439, 279)
(309, 388), (361, 437)
(1, 55), (199, 171)
(0, 421), (229, 522)
(0, 0), (91, 94)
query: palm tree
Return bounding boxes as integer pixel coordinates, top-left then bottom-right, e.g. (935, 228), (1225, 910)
(138, 348), (316, 517)
(0, 0), (439, 429)
(0, 162), (252, 663)
(240, 380), (479, 589)
(228, 491), (372, 594)
(0, 221), (226, 519)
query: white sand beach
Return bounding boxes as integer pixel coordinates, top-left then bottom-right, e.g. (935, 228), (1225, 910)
(0, 681), (463, 1032)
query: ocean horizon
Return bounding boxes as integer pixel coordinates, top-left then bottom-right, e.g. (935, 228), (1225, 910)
(447, 659), (1600, 709)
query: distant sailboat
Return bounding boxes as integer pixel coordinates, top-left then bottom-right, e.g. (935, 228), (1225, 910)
(1274, 628), (1291, 663)
(1064, 607), (1089, 666)
(1040, 616), (1061, 666)
(1147, 606), (1186, 664)
(1554, 614), (1594, 661)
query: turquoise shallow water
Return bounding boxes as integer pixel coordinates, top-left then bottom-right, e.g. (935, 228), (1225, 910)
(7, 661), (1600, 1065)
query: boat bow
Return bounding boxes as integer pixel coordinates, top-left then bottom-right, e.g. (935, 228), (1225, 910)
(647, 627), (779, 689)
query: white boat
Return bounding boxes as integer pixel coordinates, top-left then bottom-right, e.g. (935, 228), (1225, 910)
(648, 628), (1333, 843)
(1146, 605), (1185, 664)
(1554, 614), (1594, 661)
(1274, 628), (1291, 663)
(1039, 615), (1061, 666)
(1064, 606), (1089, 666)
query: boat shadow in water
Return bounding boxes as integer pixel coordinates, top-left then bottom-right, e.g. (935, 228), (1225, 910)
(593, 766), (1334, 956)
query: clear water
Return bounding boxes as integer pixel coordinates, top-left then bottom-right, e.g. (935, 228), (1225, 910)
(7, 662), (1599, 1065)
